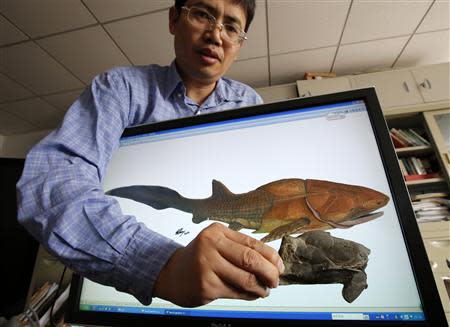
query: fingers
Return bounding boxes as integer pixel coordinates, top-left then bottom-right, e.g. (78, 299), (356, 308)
(222, 225), (284, 270)
(213, 253), (271, 298)
(223, 226), (285, 274)
(216, 235), (281, 289)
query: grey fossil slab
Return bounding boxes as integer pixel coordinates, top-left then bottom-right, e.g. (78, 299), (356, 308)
(278, 230), (370, 303)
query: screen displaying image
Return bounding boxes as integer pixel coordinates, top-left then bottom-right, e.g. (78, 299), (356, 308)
(77, 100), (425, 322)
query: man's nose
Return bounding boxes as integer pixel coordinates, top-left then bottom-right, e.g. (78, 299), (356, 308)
(205, 22), (223, 46)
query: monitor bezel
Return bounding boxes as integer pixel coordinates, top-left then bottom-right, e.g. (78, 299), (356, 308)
(65, 88), (446, 326)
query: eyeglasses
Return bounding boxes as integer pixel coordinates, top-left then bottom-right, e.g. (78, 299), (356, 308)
(181, 6), (248, 44)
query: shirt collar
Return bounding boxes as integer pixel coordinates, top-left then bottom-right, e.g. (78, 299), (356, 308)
(163, 60), (243, 104)
(163, 60), (184, 100)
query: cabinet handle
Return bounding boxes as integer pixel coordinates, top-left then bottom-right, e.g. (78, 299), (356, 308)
(419, 78), (432, 89)
(402, 81), (410, 93)
(444, 153), (450, 166)
(301, 90), (312, 98)
(430, 239), (450, 248)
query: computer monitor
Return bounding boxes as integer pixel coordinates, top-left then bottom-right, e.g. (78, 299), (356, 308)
(65, 88), (446, 326)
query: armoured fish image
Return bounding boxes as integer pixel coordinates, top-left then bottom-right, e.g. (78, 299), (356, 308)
(278, 230), (370, 303)
(106, 179), (390, 242)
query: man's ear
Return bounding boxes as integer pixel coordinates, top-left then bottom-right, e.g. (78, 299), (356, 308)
(169, 6), (178, 35)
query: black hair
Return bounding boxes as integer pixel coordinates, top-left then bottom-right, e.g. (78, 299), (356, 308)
(174, 0), (256, 32)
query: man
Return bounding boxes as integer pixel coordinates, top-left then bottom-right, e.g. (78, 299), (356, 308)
(17, 0), (284, 308)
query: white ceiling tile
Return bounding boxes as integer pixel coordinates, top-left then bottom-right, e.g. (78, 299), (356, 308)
(1, 42), (84, 95)
(3, 98), (64, 130)
(37, 26), (131, 84)
(270, 47), (336, 85)
(0, 73), (34, 103)
(83, 0), (172, 22)
(238, 1), (267, 60)
(0, 0), (96, 38)
(395, 29), (450, 68)
(333, 36), (409, 76)
(105, 10), (174, 66)
(43, 89), (84, 112)
(268, 1), (349, 55)
(0, 108), (37, 135)
(417, 0), (450, 33)
(342, 0), (432, 44)
(225, 57), (269, 88)
(0, 15), (28, 46)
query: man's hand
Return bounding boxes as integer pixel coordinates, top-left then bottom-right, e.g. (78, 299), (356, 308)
(153, 223), (285, 307)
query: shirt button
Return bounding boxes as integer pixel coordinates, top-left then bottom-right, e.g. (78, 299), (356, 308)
(178, 93), (182, 98)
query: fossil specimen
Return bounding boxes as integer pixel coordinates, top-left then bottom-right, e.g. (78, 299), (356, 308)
(278, 230), (370, 303)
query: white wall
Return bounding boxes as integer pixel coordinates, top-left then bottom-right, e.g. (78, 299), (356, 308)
(1, 129), (51, 158)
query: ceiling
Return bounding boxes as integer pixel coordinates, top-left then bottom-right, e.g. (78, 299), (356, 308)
(0, 0), (449, 136)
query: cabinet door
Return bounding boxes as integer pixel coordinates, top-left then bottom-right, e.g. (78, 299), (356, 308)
(411, 62), (450, 103)
(423, 238), (450, 274)
(423, 108), (450, 187)
(296, 77), (352, 98)
(433, 273), (450, 314)
(351, 70), (423, 110)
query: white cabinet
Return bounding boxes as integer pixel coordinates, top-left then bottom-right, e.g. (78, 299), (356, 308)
(350, 69), (424, 109)
(296, 77), (352, 98)
(411, 62), (450, 103)
(290, 62), (450, 113)
(256, 83), (298, 103)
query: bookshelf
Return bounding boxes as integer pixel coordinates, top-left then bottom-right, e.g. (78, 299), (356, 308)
(385, 113), (450, 196)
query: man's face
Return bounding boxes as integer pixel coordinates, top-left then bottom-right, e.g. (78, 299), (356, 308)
(169, 0), (247, 86)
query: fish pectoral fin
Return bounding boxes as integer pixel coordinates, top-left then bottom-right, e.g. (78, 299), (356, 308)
(260, 217), (311, 243)
(228, 222), (244, 231)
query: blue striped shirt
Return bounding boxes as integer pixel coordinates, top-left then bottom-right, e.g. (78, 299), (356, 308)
(16, 61), (263, 305)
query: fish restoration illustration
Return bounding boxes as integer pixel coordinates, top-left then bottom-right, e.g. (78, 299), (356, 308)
(106, 178), (389, 242)
(106, 178), (390, 302)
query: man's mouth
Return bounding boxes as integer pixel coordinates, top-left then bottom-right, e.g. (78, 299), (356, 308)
(198, 48), (221, 64)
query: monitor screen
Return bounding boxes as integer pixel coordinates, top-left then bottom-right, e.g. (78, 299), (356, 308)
(65, 88), (445, 326)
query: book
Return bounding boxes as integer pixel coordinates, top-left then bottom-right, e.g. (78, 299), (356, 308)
(408, 128), (430, 145)
(401, 158), (412, 174)
(411, 192), (450, 201)
(416, 209), (449, 217)
(404, 172), (440, 181)
(421, 158), (433, 174)
(417, 198), (450, 206)
(398, 129), (420, 146)
(414, 157), (427, 175)
(390, 128), (413, 146)
(398, 159), (408, 176)
(410, 192), (449, 201)
(390, 132), (408, 148)
(417, 216), (449, 223)
(406, 157), (418, 174)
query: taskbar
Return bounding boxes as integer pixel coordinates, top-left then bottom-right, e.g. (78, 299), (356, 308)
(79, 305), (424, 321)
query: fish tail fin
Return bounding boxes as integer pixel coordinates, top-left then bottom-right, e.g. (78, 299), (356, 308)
(106, 185), (182, 210)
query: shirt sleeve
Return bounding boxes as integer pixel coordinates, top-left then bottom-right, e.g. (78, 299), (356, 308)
(16, 70), (182, 305)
